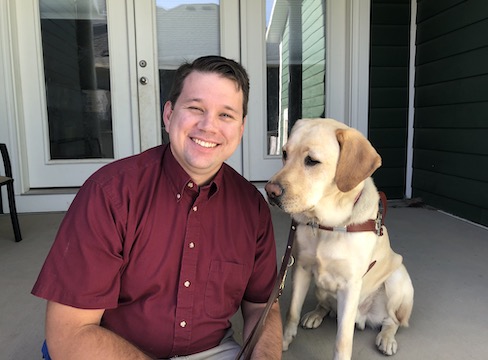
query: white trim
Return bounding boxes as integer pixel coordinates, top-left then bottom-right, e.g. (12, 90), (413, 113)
(406, 0), (417, 198)
(133, 0), (162, 151)
(0, 1), (24, 207)
(326, 0), (371, 136)
(240, 0), (275, 180)
(16, 193), (76, 213)
(349, 0), (371, 137)
(220, 0), (242, 173)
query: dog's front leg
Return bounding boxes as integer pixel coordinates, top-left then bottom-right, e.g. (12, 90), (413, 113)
(283, 264), (313, 351)
(334, 281), (362, 360)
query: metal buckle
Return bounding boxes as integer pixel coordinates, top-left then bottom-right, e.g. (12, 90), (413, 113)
(375, 212), (383, 236)
(278, 255), (295, 298)
(332, 226), (347, 232)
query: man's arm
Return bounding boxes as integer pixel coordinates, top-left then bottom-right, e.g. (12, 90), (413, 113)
(241, 300), (283, 360)
(45, 301), (152, 360)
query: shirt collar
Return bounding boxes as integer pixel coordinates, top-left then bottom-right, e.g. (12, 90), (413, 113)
(163, 144), (221, 198)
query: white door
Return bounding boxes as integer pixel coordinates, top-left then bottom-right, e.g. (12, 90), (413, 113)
(135, 0), (242, 171)
(13, 0), (241, 189)
(14, 0), (140, 188)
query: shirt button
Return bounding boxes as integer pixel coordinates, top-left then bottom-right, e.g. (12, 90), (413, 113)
(192, 206), (198, 212)
(188, 182), (194, 188)
(189, 242), (195, 249)
(180, 320), (187, 328)
(184, 280), (191, 288)
(176, 193), (181, 200)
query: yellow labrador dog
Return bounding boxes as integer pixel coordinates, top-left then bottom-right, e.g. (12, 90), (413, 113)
(265, 118), (414, 360)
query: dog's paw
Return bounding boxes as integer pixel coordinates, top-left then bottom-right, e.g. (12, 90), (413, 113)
(283, 323), (298, 351)
(375, 332), (398, 356)
(301, 310), (326, 329)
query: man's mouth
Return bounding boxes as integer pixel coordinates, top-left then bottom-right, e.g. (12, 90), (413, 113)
(192, 138), (218, 148)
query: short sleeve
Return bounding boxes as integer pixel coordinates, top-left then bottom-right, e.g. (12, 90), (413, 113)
(32, 179), (126, 309)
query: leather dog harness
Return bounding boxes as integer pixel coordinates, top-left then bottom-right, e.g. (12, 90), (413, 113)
(307, 191), (388, 236)
(235, 192), (387, 359)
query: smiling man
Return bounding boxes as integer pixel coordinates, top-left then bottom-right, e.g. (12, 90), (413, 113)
(32, 56), (282, 360)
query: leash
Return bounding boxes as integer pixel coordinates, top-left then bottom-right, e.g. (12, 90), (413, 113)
(235, 219), (297, 360)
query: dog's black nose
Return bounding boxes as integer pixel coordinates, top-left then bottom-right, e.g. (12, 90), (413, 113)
(265, 182), (284, 206)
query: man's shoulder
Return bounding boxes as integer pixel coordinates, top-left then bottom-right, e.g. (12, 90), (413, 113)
(88, 145), (167, 185)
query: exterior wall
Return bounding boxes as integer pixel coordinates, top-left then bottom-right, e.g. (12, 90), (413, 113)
(368, 0), (411, 199)
(280, 0), (326, 128)
(413, 0), (488, 226)
(301, 0), (326, 118)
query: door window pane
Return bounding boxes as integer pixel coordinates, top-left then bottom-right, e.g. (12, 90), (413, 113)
(266, 0), (326, 155)
(40, 0), (113, 159)
(155, 0), (220, 143)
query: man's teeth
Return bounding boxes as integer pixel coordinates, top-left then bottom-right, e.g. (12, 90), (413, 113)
(193, 138), (217, 148)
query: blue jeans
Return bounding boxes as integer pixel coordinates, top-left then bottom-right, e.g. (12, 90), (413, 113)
(41, 341), (51, 360)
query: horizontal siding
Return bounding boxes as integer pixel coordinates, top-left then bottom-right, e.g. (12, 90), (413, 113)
(302, 0), (325, 119)
(415, 102), (488, 128)
(416, 47), (488, 86)
(413, 0), (488, 227)
(415, 75), (488, 106)
(368, 0), (411, 199)
(414, 129), (488, 156)
(416, 0), (487, 43)
(416, 19), (488, 65)
(370, 46), (410, 67)
(414, 149), (488, 182)
(369, 108), (408, 128)
(413, 170), (488, 210)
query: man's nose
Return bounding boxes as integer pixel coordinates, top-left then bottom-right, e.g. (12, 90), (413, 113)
(198, 112), (218, 131)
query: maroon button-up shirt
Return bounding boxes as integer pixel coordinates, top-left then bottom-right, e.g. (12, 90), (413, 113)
(32, 145), (277, 358)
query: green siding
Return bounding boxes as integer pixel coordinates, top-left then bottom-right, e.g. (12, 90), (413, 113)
(368, 0), (411, 199)
(279, 0), (325, 125)
(302, 0), (325, 118)
(413, 0), (488, 227)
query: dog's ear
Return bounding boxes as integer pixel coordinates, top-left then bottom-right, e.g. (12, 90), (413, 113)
(335, 128), (382, 192)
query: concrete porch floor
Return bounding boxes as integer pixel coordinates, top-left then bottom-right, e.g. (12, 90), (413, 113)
(1, 202), (487, 359)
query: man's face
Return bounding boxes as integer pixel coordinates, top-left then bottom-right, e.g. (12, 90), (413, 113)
(163, 71), (246, 185)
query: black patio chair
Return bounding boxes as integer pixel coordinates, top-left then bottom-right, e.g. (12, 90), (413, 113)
(0, 143), (22, 242)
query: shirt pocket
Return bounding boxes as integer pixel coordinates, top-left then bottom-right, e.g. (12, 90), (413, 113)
(204, 260), (246, 319)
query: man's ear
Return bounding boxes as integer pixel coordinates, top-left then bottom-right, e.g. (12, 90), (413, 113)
(334, 128), (382, 192)
(162, 101), (173, 129)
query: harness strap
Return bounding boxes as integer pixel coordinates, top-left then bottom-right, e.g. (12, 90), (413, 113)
(235, 219), (297, 360)
(308, 191), (387, 236)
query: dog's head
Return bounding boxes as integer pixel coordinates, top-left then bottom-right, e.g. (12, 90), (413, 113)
(265, 118), (381, 216)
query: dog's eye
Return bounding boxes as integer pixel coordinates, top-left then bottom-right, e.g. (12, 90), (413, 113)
(282, 150), (288, 162)
(305, 156), (320, 166)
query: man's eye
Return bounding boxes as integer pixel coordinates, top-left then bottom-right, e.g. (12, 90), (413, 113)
(220, 113), (234, 120)
(305, 156), (320, 166)
(188, 106), (203, 112)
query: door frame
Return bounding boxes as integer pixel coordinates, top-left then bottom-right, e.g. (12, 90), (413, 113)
(241, 0), (371, 181)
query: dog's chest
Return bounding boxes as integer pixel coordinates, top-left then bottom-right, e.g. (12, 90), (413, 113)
(297, 226), (376, 292)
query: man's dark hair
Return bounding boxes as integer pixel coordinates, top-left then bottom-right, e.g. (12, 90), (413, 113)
(168, 55), (250, 118)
